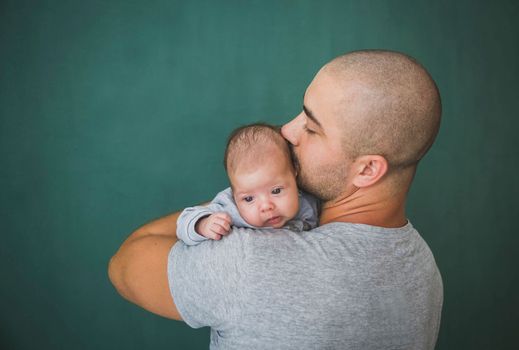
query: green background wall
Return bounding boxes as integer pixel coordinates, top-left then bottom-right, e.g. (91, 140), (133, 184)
(1, 0), (518, 349)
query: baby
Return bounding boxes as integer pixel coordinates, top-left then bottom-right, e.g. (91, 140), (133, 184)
(176, 123), (319, 245)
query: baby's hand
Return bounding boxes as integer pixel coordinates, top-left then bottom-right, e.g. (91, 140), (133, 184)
(195, 212), (232, 241)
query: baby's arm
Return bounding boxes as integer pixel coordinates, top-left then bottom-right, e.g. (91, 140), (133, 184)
(195, 212), (231, 240)
(176, 188), (237, 245)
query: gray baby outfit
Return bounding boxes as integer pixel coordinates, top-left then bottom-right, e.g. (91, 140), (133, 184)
(176, 187), (319, 245)
(168, 221), (443, 349)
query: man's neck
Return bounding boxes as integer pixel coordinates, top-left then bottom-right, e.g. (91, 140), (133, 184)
(319, 186), (408, 228)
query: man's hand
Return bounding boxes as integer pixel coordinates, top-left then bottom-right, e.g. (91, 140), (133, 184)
(195, 212), (232, 240)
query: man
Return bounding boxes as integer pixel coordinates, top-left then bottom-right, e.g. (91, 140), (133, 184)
(109, 50), (443, 349)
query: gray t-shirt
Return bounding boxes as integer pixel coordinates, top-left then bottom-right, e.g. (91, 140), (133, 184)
(168, 221), (443, 350)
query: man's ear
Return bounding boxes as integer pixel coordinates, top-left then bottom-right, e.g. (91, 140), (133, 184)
(351, 155), (388, 188)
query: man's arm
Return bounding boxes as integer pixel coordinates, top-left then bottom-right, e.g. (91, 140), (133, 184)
(108, 211), (183, 320)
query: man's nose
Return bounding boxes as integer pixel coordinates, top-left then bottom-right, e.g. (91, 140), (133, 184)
(281, 113), (303, 146)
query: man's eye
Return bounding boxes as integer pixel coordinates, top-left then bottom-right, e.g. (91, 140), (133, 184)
(243, 196), (254, 202)
(303, 125), (316, 134)
(272, 188), (282, 194)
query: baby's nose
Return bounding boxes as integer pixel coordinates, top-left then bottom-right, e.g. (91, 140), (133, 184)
(260, 200), (274, 212)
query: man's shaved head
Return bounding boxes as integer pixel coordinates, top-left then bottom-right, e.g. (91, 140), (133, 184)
(325, 50), (442, 170)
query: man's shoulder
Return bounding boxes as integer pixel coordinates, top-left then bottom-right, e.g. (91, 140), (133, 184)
(174, 221), (421, 265)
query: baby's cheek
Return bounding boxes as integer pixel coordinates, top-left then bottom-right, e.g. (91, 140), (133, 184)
(238, 206), (259, 226)
(288, 193), (300, 217)
(236, 204), (247, 219)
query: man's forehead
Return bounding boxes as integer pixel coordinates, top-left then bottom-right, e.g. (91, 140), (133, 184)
(303, 72), (343, 128)
(306, 71), (372, 122)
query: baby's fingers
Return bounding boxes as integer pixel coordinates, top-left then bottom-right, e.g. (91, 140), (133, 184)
(210, 221), (229, 235)
(214, 212), (232, 222)
(214, 219), (231, 234)
(213, 213), (232, 232)
(204, 227), (223, 241)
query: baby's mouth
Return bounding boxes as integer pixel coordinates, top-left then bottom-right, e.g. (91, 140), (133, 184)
(266, 216), (283, 226)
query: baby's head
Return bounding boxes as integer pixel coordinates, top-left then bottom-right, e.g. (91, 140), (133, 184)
(224, 123), (300, 228)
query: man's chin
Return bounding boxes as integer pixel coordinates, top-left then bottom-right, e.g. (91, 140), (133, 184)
(296, 175), (318, 198)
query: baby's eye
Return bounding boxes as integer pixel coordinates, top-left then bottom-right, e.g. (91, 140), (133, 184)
(272, 188), (282, 195)
(243, 196), (254, 203)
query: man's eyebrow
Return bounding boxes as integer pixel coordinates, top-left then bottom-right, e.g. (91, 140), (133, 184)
(303, 105), (322, 129)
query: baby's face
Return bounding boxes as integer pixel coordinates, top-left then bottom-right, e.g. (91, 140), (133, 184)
(230, 155), (299, 228)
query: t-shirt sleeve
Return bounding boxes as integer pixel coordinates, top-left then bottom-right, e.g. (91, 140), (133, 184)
(167, 229), (247, 329)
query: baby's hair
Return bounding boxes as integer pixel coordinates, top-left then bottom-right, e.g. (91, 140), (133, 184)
(224, 123), (293, 175)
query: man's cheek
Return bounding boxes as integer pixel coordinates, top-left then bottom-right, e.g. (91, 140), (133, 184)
(291, 152), (302, 174)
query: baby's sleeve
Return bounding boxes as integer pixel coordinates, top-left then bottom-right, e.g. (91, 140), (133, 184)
(176, 188), (243, 245)
(176, 205), (217, 245)
(295, 191), (320, 230)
